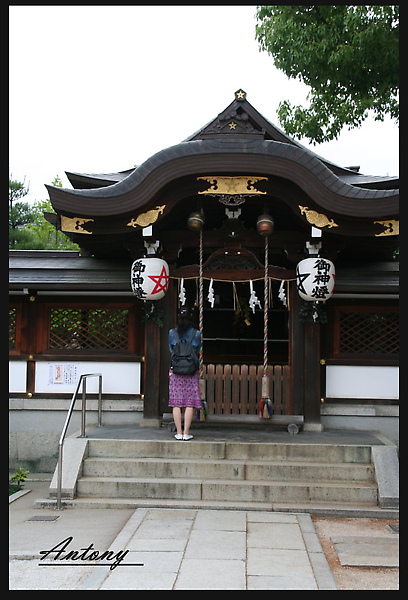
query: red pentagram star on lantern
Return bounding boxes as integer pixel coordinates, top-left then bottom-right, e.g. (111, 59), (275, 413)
(148, 266), (169, 295)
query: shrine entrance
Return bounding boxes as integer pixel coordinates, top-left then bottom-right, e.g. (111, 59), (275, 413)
(179, 279), (292, 416)
(42, 90), (398, 431)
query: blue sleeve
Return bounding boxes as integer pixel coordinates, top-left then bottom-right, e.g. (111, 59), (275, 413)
(193, 330), (201, 355)
(168, 329), (175, 352)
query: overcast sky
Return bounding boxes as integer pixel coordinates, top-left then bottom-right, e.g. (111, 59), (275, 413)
(9, 5), (399, 203)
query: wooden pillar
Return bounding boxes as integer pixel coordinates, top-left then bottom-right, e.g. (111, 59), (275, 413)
(159, 282), (177, 414)
(289, 282), (304, 415)
(303, 320), (323, 430)
(24, 295), (38, 396)
(142, 319), (161, 424)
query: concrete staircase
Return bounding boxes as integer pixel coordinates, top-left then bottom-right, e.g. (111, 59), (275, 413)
(51, 438), (386, 515)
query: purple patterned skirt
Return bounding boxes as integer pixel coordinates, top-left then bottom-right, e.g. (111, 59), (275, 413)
(168, 371), (202, 408)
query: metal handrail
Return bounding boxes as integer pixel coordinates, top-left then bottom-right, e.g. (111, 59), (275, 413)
(56, 373), (102, 510)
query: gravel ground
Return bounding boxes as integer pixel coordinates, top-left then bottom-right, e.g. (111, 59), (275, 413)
(312, 517), (399, 590)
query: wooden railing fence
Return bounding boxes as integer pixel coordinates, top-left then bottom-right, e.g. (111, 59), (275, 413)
(203, 364), (291, 415)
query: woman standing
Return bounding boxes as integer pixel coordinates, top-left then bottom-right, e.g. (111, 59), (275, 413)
(168, 307), (201, 440)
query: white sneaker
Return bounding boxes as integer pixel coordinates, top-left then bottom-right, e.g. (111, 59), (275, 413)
(183, 434), (193, 441)
(174, 434), (183, 440)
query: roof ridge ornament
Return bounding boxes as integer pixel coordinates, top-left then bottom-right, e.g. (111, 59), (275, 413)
(199, 90), (264, 138)
(235, 89), (246, 101)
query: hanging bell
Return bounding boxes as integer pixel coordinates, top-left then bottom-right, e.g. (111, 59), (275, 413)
(187, 210), (205, 231)
(256, 213), (274, 236)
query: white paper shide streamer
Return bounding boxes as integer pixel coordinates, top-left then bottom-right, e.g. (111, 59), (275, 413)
(248, 280), (262, 313)
(179, 278), (186, 306)
(207, 278), (215, 308)
(278, 280), (287, 306)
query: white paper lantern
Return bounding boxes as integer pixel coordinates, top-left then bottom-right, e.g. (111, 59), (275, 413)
(130, 257), (169, 300)
(296, 257), (335, 301)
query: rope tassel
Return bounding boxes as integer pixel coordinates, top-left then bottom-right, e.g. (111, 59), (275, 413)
(260, 234), (272, 419)
(197, 227), (207, 421)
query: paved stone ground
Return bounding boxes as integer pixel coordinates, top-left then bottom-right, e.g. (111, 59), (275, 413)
(81, 508), (336, 590)
(10, 481), (398, 590)
(312, 517), (399, 590)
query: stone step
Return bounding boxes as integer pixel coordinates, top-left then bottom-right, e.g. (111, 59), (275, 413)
(76, 476), (378, 505)
(82, 456), (374, 483)
(162, 413), (304, 432)
(35, 495), (398, 519)
(86, 439), (372, 464)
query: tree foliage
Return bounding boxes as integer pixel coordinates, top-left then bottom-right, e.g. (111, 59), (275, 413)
(9, 177), (40, 248)
(255, 5), (399, 143)
(9, 175), (79, 250)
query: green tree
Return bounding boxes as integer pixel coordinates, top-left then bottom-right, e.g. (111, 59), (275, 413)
(9, 176), (41, 249)
(27, 176), (79, 250)
(255, 5), (399, 143)
(9, 175), (79, 250)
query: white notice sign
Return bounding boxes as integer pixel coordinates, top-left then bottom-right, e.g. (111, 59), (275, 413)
(48, 363), (79, 385)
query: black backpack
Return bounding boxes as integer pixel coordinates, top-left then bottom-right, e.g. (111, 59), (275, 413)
(170, 328), (199, 375)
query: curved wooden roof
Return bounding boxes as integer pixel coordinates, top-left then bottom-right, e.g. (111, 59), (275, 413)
(47, 90), (398, 222)
(48, 138), (398, 220)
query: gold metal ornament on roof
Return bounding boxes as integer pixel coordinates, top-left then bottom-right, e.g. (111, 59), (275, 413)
(197, 176), (268, 195)
(298, 206), (338, 229)
(374, 220), (399, 236)
(60, 216), (94, 234)
(235, 89), (246, 100)
(127, 205), (166, 229)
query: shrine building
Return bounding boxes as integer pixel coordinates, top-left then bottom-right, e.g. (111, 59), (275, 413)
(9, 90), (399, 469)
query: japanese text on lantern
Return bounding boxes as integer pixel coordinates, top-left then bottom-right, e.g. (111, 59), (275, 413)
(131, 261), (147, 300)
(311, 259), (332, 299)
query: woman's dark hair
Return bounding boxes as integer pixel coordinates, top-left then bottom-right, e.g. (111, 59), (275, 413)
(177, 306), (193, 335)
